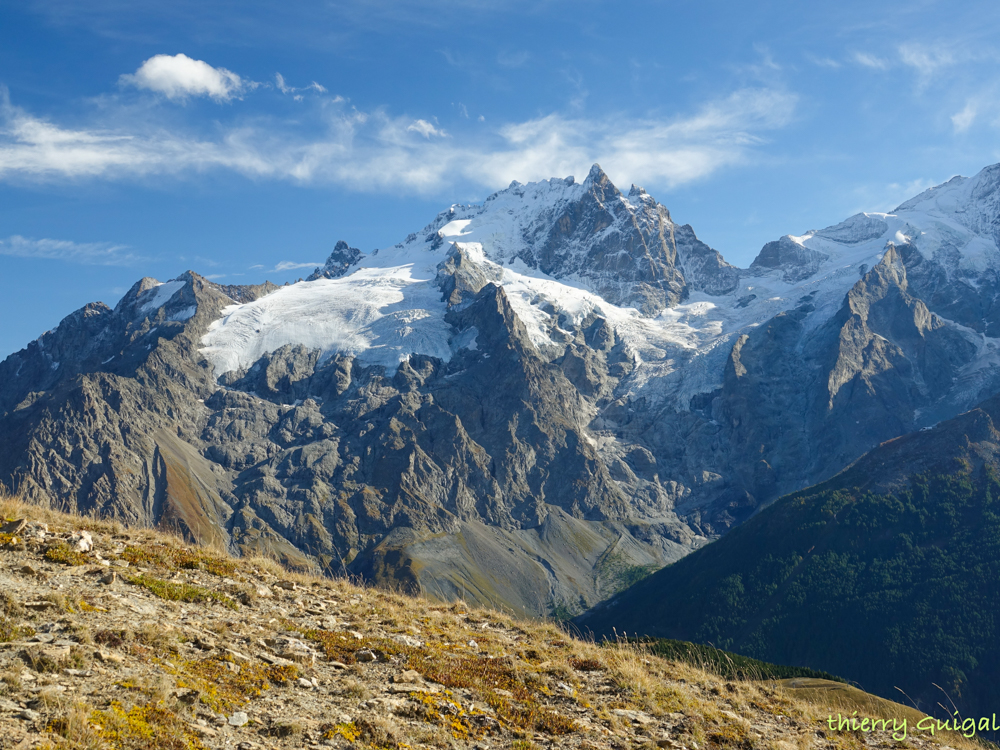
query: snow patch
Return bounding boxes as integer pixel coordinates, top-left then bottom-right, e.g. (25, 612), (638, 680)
(170, 306), (197, 322)
(814, 213), (889, 245)
(439, 219), (473, 238)
(139, 280), (186, 314)
(451, 326), (479, 352)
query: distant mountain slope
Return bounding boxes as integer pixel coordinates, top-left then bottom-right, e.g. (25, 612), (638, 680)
(576, 394), (1000, 717)
(6, 162), (1000, 615)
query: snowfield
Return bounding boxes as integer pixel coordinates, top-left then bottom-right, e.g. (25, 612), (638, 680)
(201, 266), (453, 375)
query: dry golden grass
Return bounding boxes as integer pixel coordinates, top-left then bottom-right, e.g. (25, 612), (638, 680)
(1, 490), (121, 536)
(1, 487), (988, 750)
(47, 701), (106, 750)
(776, 678), (928, 726)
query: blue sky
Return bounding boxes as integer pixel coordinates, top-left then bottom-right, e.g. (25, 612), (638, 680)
(2, 0), (999, 358)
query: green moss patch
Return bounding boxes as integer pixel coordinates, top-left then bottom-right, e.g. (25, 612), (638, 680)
(44, 541), (89, 566)
(91, 701), (207, 750)
(296, 625), (575, 737)
(168, 655), (297, 712)
(127, 574), (237, 609)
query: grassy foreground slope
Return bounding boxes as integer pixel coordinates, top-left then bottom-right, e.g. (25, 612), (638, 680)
(0, 492), (971, 750)
(577, 398), (1000, 719)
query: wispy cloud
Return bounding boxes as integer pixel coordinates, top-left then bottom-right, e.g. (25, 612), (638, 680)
(952, 101), (977, 132)
(438, 49), (465, 68)
(482, 88), (797, 189)
(120, 53), (251, 101)
(275, 73), (328, 101)
(742, 44), (782, 77)
(273, 260), (320, 271)
(806, 54), (841, 69)
(0, 234), (142, 265)
(563, 68), (588, 111)
(406, 119), (447, 138)
(898, 43), (955, 78)
(852, 51), (890, 70)
(0, 85), (796, 193)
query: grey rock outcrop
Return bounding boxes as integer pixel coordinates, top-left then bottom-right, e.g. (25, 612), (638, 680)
(308, 241), (366, 280)
(749, 235), (828, 282)
(513, 166), (688, 314)
(435, 245), (503, 306)
(707, 244), (979, 514)
(673, 223), (740, 295)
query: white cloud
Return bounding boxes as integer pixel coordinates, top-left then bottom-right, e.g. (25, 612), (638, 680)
(406, 119), (447, 138)
(120, 54), (247, 101)
(275, 73), (328, 98)
(0, 86), (796, 194)
(474, 88), (797, 189)
(0, 234), (142, 265)
(898, 43), (955, 77)
(806, 54), (841, 69)
(273, 261), (321, 271)
(852, 52), (890, 70)
(0, 87), (295, 179)
(952, 101), (977, 132)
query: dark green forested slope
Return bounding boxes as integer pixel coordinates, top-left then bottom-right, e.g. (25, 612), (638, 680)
(576, 398), (1000, 717)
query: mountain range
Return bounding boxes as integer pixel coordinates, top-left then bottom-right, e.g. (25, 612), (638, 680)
(5, 161), (1000, 619)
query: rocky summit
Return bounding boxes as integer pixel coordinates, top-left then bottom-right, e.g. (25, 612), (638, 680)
(5, 162), (1000, 616)
(0, 496), (976, 750)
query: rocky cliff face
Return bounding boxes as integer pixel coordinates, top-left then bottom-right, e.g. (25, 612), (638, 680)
(4, 163), (1000, 616)
(308, 241), (365, 280)
(709, 244), (978, 510)
(514, 167), (688, 314)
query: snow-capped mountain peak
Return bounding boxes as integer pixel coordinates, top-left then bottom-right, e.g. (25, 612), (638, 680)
(198, 162), (1000, 426)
